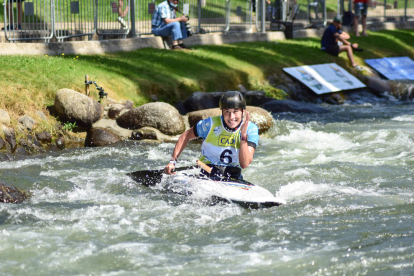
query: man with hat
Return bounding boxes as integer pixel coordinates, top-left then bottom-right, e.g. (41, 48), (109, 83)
(164, 91), (259, 180)
(321, 15), (364, 71)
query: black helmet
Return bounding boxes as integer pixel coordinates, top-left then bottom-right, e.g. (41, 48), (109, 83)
(219, 91), (246, 110)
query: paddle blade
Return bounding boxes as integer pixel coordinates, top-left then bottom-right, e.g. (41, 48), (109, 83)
(126, 170), (164, 187)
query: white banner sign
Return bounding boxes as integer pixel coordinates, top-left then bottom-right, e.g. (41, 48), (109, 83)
(283, 63), (366, 94)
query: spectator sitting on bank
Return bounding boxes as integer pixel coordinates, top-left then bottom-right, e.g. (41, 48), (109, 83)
(2, 0), (24, 30)
(151, 0), (191, 50)
(321, 15), (364, 71)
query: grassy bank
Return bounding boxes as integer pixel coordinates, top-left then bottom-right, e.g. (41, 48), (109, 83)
(0, 28), (413, 138)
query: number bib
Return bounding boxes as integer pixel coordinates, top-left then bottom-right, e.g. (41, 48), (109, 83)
(199, 116), (241, 167)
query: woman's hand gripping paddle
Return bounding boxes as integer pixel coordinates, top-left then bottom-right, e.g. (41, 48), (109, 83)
(126, 160), (211, 187)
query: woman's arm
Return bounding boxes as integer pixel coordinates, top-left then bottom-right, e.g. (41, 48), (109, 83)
(238, 111), (255, 169)
(164, 127), (197, 174)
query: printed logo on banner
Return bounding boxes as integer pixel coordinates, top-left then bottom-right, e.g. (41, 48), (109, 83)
(111, 2), (118, 13)
(183, 4), (190, 15)
(148, 3), (156, 14)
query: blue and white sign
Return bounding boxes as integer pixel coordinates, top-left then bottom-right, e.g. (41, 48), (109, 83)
(365, 57), (414, 80)
(283, 63), (366, 94)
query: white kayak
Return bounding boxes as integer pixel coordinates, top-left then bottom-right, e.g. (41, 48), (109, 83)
(161, 173), (285, 209)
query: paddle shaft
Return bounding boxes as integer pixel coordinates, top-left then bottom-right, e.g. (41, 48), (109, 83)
(127, 160), (211, 186)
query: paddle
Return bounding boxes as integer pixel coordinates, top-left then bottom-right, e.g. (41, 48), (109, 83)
(126, 160), (212, 187)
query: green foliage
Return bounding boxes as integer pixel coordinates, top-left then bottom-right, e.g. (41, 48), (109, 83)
(62, 121), (77, 132)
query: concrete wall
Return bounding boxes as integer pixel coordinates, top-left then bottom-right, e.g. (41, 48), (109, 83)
(0, 21), (412, 56)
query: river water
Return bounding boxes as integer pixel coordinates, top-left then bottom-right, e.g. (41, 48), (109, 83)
(1, 96), (414, 275)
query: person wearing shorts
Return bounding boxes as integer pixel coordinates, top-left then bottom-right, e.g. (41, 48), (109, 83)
(2, 0), (24, 30)
(321, 15), (365, 71)
(354, 0), (369, 36)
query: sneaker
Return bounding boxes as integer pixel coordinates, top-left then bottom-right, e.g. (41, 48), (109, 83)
(1, 24), (14, 30)
(353, 65), (365, 71)
(117, 16), (127, 28)
(179, 43), (192, 50)
(17, 24), (21, 30)
(171, 45), (184, 50)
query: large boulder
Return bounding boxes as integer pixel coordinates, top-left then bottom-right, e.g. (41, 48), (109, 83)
(187, 106), (273, 134)
(0, 179), (28, 204)
(184, 92), (217, 112)
(260, 100), (329, 114)
(116, 102), (185, 135)
(85, 128), (121, 147)
(0, 109), (11, 126)
(363, 76), (392, 96)
(54, 88), (103, 129)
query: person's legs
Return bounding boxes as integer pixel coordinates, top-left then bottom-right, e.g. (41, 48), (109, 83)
(354, 3), (361, 36)
(361, 3), (368, 36)
(153, 22), (183, 46)
(339, 45), (357, 67)
(361, 14), (367, 35)
(17, 2), (22, 26)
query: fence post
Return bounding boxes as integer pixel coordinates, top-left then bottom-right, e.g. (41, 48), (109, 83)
(198, 0), (201, 33)
(404, 0), (407, 21)
(130, 0), (136, 37)
(337, 0), (341, 16)
(261, 0), (265, 32)
(383, 0), (386, 19)
(323, 0), (326, 25)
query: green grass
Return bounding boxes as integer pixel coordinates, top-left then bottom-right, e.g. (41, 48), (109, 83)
(0, 28), (413, 135)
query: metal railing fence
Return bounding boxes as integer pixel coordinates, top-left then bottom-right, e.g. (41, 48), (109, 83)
(54, 0), (96, 41)
(2, 0), (413, 42)
(3, 0), (53, 42)
(227, 0), (252, 32)
(96, 0), (130, 36)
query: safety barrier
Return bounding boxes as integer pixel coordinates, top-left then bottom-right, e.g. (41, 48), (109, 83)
(227, 0), (252, 32)
(1, 0), (412, 42)
(3, 0), (53, 42)
(54, 0), (96, 41)
(96, 0), (130, 36)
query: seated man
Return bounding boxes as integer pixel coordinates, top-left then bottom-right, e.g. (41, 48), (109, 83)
(321, 15), (364, 71)
(151, 0), (191, 50)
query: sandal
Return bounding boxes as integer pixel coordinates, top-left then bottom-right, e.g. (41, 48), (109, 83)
(353, 65), (365, 71)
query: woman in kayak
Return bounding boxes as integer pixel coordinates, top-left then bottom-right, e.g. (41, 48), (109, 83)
(164, 91), (259, 180)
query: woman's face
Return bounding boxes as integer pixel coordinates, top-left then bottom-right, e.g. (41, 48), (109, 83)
(222, 108), (243, 129)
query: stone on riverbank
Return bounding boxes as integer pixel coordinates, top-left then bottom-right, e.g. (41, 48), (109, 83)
(130, 127), (178, 142)
(116, 102), (185, 135)
(85, 128), (121, 147)
(54, 88), (103, 129)
(18, 115), (36, 132)
(36, 131), (52, 144)
(108, 104), (126, 119)
(1, 125), (17, 153)
(0, 110), (11, 126)
(187, 106), (273, 134)
(0, 179), (29, 204)
(260, 100), (329, 114)
(92, 118), (132, 140)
